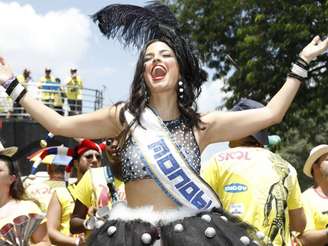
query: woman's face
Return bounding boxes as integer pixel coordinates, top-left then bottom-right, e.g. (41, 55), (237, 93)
(143, 41), (180, 94)
(0, 159), (15, 191)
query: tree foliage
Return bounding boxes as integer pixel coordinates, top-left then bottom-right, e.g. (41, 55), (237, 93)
(167, 0), (328, 189)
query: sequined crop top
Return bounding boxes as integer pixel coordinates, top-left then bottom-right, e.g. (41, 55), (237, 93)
(119, 118), (201, 183)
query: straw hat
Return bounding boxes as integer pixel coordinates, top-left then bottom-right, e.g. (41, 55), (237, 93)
(303, 144), (328, 178)
(0, 141), (18, 157)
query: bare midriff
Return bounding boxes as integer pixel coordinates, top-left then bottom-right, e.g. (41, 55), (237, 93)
(125, 179), (177, 210)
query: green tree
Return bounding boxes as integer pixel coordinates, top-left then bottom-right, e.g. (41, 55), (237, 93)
(167, 0), (328, 189)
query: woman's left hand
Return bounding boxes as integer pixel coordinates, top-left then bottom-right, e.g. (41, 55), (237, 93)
(299, 35), (328, 63)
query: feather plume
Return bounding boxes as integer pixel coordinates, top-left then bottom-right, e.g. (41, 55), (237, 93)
(92, 1), (180, 48)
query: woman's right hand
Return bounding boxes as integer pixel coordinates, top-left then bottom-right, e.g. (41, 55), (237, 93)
(0, 57), (14, 84)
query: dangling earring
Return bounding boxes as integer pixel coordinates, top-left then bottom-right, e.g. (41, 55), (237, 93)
(142, 80), (150, 102)
(178, 80), (184, 99)
(145, 88), (149, 102)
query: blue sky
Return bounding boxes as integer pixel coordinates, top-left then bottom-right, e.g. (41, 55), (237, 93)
(0, 0), (228, 161)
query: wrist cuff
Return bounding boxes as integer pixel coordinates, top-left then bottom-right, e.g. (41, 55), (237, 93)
(5, 78), (27, 102)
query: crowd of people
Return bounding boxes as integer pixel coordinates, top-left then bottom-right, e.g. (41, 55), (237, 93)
(0, 2), (328, 246)
(0, 67), (84, 117)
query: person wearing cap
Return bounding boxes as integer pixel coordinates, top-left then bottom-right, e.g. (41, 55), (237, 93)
(38, 68), (58, 108)
(296, 145), (328, 246)
(202, 98), (306, 246)
(46, 139), (104, 246)
(70, 139), (125, 235)
(66, 68), (83, 116)
(0, 141), (50, 245)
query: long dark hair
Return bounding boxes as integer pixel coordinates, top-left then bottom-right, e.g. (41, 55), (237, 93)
(0, 155), (25, 200)
(119, 35), (205, 130)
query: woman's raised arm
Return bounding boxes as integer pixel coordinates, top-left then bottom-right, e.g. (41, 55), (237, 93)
(0, 57), (123, 139)
(199, 36), (328, 149)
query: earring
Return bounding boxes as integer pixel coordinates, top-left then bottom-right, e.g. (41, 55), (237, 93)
(178, 81), (184, 99)
(142, 80), (150, 102)
(145, 88), (149, 102)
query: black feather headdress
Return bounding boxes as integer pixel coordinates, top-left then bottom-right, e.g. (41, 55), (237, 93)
(92, 1), (205, 86)
(93, 1), (207, 130)
(92, 1), (180, 49)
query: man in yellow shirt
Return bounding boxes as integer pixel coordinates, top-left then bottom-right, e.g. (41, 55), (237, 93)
(66, 68), (83, 115)
(202, 98), (306, 246)
(297, 145), (328, 245)
(38, 68), (58, 108)
(70, 140), (125, 235)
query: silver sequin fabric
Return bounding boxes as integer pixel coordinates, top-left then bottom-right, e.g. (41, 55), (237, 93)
(119, 118), (201, 183)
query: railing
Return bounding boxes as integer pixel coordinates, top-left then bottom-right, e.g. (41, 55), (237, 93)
(0, 82), (104, 118)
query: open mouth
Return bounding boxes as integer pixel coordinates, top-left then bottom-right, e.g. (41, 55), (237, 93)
(151, 65), (167, 80)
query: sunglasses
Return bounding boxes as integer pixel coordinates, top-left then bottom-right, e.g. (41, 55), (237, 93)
(83, 153), (101, 161)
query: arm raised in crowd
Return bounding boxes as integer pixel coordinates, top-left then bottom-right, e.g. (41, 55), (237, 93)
(198, 36), (328, 151)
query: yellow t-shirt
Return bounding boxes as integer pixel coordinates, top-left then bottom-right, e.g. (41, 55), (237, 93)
(25, 179), (65, 212)
(66, 76), (83, 100)
(39, 75), (58, 100)
(53, 184), (76, 236)
(201, 147), (303, 246)
(302, 187), (328, 230)
(74, 167), (125, 208)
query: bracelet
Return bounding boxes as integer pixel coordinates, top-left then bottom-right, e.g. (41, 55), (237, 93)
(287, 56), (310, 82)
(297, 55), (310, 67)
(287, 72), (306, 83)
(291, 63), (308, 78)
(5, 78), (27, 102)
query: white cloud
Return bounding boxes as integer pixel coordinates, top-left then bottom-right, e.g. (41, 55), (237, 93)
(197, 78), (229, 113)
(0, 1), (91, 81)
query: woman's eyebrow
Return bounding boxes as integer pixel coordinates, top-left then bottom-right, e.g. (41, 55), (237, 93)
(145, 49), (171, 56)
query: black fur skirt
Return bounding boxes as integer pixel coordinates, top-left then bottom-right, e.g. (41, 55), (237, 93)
(87, 203), (269, 246)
